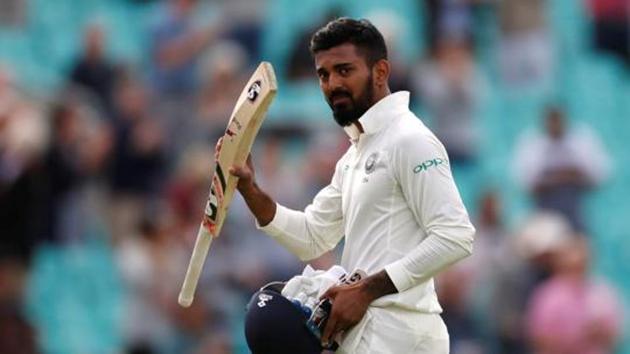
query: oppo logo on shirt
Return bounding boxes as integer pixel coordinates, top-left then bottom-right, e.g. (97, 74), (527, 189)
(413, 158), (447, 173)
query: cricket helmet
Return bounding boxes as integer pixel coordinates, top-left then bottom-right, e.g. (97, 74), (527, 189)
(244, 284), (323, 354)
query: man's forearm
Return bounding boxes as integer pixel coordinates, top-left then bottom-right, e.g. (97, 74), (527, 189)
(384, 229), (474, 293)
(239, 182), (276, 226)
(360, 270), (398, 302)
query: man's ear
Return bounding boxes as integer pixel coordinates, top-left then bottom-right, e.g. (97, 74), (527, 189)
(372, 59), (390, 88)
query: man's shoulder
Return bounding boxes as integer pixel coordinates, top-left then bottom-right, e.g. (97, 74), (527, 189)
(385, 112), (442, 151)
(389, 110), (431, 134)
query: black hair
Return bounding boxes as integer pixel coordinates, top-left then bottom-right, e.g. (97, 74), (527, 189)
(309, 17), (388, 66)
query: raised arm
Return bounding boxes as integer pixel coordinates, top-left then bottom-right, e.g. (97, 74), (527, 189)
(229, 154), (277, 226)
(226, 138), (346, 261)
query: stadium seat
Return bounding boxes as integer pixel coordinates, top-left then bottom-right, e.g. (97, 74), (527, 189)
(26, 240), (124, 354)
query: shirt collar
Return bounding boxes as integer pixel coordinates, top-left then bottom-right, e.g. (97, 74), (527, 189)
(343, 91), (410, 140)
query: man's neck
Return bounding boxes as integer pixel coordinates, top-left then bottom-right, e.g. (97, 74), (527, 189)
(373, 87), (391, 103)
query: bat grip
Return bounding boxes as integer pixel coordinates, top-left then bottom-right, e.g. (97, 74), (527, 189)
(178, 224), (213, 307)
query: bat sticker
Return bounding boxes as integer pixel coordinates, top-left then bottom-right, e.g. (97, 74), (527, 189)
(204, 164), (228, 234)
(247, 80), (262, 102)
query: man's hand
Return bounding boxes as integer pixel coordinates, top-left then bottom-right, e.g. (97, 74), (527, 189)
(319, 270), (397, 346)
(229, 154), (256, 193)
(319, 282), (371, 346)
(214, 138), (275, 225)
(215, 137), (256, 193)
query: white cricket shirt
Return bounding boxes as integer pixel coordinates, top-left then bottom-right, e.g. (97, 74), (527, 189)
(259, 91), (475, 313)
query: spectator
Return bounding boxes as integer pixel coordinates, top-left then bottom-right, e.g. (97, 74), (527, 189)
(41, 99), (112, 243)
(197, 40), (250, 138)
(438, 266), (484, 354)
(486, 211), (573, 354)
(496, 0), (553, 87)
(148, 0), (223, 158)
(526, 236), (624, 354)
(0, 67), (43, 354)
(68, 23), (118, 117)
(437, 190), (512, 354)
(586, 0), (630, 66)
(165, 143), (214, 233)
(148, 0), (219, 96)
(425, 0), (475, 48)
(116, 211), (189, 353)
(108, 75), (166, 242)
(413, 35), (485, 164)
(0, 66), (48, 262)
(0, 304), (37, 354)
(110, 75), (165, 196)
(0, 0), (25, 27)
(512, 106), (612, 231)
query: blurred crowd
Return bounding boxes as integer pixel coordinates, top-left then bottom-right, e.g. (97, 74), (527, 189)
(0, 0), (628, 353)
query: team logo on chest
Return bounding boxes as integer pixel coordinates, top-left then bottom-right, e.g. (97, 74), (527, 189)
(364, 152), (379, 175)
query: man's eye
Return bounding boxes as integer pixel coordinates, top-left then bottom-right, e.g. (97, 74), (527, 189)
(339, 68), (349, 75)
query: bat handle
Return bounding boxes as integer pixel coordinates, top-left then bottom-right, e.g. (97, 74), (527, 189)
(178, 224), (214, 307)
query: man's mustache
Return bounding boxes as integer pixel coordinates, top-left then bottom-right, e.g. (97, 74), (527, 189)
(328, 90), (352, 103)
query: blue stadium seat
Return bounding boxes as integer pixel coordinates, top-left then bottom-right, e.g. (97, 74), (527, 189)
(547, 0), (591, 59)
(267, 80), (329, 123)
(26, 241), (124, 354)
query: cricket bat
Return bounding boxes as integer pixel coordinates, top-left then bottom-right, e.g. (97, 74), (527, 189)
(178, 62), (277, 307)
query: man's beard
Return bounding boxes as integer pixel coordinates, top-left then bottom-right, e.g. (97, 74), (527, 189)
(328, 75), (374, 127)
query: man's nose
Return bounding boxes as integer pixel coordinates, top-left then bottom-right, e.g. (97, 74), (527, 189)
(327, 73), (344, 91)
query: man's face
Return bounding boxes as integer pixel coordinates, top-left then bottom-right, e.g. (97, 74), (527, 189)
(314, 43), (375, 127)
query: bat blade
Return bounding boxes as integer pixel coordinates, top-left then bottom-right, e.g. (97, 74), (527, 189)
(178, 62), (277, 307)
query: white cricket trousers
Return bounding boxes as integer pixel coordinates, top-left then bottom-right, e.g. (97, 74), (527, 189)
(336, 307), (449, 354)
